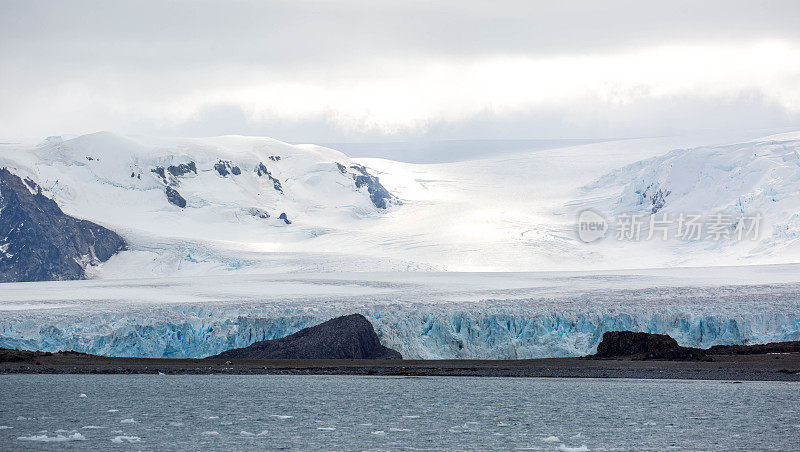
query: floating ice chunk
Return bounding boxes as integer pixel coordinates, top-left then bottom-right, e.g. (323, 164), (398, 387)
(111, 436), (141, 443)
(402, 415), (420, 419)
(107, 409), (119, 413)
(317, 427), (335, 431)
(120, 419), (136, 424)
(240, 431), (255, 436)
(371, 430), (385, 435)
(558, 445), (589, 452)
(201, 431), (220, 436)
(78, 394), (87, 398)
(270, 415), (293, 420)
(82, 426), (106, 429)
(257, 430), (269, 436)
(207, 416), (219, 419)
(542, 436), (561, 443)
(18, 433), (86, 442)
(389, 427), (410, 432)
(169, 422), (184, 427)
(0, 426), (12, 429)
(16, 416), (29, 421)
(359, 423), (373, 426)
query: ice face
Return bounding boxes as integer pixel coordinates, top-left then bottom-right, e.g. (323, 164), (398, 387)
(1, 269), (798, 359)
(2, 299), (797, 359)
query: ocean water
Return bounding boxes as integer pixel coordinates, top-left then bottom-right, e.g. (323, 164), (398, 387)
(0, 375), (798, 451)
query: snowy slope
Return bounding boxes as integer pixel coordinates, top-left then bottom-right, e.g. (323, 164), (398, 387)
(0, 133), (411, 276)
(357, 130), (800, 270)
(577, 131), (800, 267)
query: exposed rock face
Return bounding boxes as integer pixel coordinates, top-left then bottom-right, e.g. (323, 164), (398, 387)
(151, 166), (167, 183)
(214, 160), (241, 177)
(279, 212), (291, 224)
(338, 163), (398, 209)
(638, 183), (671, 214)
(593, 331), (709, 361)
(256, 162), (283, 193)
(165, 186), (187, 208)
(209, 314), (402, 360)
(167, 162), (197, 177)
(214, 161), (229, 176)
(0, 168), (126, 282)
(708, 341), (800, 355)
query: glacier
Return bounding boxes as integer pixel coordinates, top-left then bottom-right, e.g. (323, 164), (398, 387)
(2, 268), (799, 359)
(2, 131), (800, 358)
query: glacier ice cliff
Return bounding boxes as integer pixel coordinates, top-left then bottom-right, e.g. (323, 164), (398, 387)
(2, 281), (799, 359)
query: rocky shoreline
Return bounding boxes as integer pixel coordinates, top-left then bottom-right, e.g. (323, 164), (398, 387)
(3, 328), (799, 381)
(2, 348), (798, 381)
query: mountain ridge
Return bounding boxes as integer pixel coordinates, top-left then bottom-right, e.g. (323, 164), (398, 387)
(0, 168), (126, 282)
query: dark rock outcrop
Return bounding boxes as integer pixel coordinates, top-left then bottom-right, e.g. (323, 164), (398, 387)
(256, 162), (283, 193)
(345, 164), (397, 209)
(637, 183), (671, 214)
(278, 212), (291, 224)
(165, 186), (186, 208)
(167, 162), (197, 177)
(151, 166), (167, 183)
(708, 341), (800, 355)
(209, 314), (402, 360)
(593, 331), (710, 361)
(214, 160), (240, 177)
(214, 161), (229, 176)
(0, 168), (126, 282)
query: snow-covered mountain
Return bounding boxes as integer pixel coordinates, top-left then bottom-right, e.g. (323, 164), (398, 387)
(0, 132), (408, 277)
(1, 130), (800, 277)
(2, 130), (800, 358)
(578, 131), (800, 266)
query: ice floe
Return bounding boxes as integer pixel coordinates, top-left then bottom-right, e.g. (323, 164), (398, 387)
(110, 435), (141, 443)
(18, 432), (86, 442)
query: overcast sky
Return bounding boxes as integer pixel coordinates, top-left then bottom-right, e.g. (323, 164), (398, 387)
(2, 0), (800, 144)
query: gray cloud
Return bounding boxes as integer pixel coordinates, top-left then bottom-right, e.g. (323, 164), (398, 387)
(1, 0), (800, 147)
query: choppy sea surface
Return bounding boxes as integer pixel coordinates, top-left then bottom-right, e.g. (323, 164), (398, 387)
(0, 375), (798, 451)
